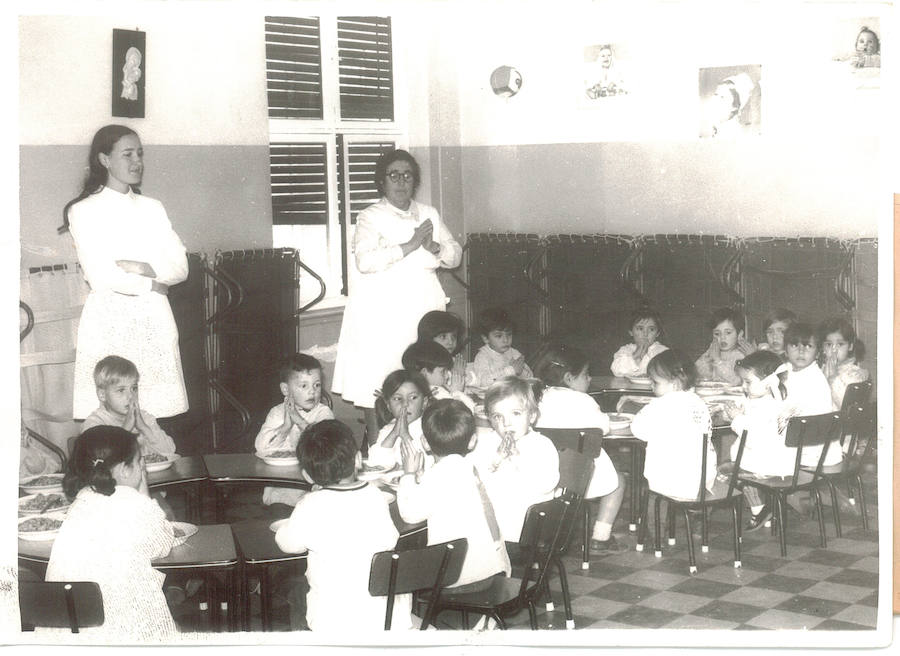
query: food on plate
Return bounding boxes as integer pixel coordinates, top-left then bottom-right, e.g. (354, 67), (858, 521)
(143, 452), (169, 464)
(24, 475), (64, 487)
(607, 413), (633, 423)
(19, 493), (67, 512)
(267, 450), (295, 459)
(173, 526), (185, 538)
(19, 516), (63, 532)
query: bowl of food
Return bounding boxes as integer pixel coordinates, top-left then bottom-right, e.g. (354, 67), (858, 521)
(607, 413), (635, 431)
(144, 452), (179, 473)
(18, 513), (66, 541)
(256, 450), (299, 467)
(19, 473), (65, 495)
(18, 492), (70, 516)
(170, 521), (198, 547)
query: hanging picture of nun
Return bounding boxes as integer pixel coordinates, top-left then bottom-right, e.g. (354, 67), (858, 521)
(583, 42), (629, 100)
(112, 28), (145, 118)
(698, 65), (761, 139)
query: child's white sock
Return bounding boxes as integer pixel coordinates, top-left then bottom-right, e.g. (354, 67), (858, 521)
(750, 504), (765, 515)
(592, 521), (613, 542)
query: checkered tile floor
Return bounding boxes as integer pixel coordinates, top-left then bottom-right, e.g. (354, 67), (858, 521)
(168, 469), (880, 633)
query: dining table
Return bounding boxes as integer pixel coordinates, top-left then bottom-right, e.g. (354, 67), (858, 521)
(147, 455), (209, 523)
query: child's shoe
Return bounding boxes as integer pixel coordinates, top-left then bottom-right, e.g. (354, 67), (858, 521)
(745, 505), (771, 532)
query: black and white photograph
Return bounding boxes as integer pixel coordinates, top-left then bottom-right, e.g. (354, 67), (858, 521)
(4, 0), (894, 650)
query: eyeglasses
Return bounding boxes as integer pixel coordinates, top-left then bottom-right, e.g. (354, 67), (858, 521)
(386, 171), (414, 183)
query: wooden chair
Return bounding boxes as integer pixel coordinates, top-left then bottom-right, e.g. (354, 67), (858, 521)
(19, 581), (104, 633)
(738, 412), (843, 557)
(636, 430), (748, 573)
(368, 538), (467, 630)
(427, 496), (577, 630)
(822, 382), (875, 533)
(540, 427), (603, 571)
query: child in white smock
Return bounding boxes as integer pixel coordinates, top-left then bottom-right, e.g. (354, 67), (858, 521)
(610, 307), (669, 378)
(367, 369), (432, 471)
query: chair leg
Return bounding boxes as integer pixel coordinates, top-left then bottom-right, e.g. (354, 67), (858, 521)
(461, 610), (469, 630)
(666, 503), (676, 546)
(653, 496), (663, 557)
(856, 475), (869, 532)
(528, 601), (538, 629)
(635, 483), (650, 552)
(731, 502), (742, 568)
(812, 488), (827, 548)
(582, 504), (590, 570)
(681, 508), (697, 573)
(701, 507), (710, 553)
(495, 611), (508, 630)
(827, 481), (842, 538)
(555, 556), (575, 629)
(775, 495), (787, 557)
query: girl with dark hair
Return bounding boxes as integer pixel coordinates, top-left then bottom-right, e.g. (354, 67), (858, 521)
(65, 125), (189, 420)
(332, 149), (461, 445)
(46, 426), (177, 639)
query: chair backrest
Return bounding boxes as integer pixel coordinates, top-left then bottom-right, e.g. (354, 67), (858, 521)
(696, 429), (747, 503)
(555, 447), (595, 502)
(515, 497), (577, 600)
(368, 537), (467, 630)
(840, 397), (875, 474)
(784, 412), (843, 480)
(540, 427), (604, 458)
(19, 581), (104, 632)
(840, 381), (872, 417)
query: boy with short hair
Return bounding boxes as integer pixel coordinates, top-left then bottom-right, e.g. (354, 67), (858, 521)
(397, 399), (511, 591)
(255, 353), (334, 506)
(470, 307), (533, 391)
(401, 341), (475, 412)
(82, 355), (176, 458)
(275, 420), (413, 631)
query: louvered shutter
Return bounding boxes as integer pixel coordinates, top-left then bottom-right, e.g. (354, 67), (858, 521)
(265, 16), (323, 119)
(269, 142), (328, 225)
(337, 17), (394, 121)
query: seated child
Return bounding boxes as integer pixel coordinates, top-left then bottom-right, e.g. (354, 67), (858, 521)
(402, 340), (476, 412)
(81, 355), (176, 459)
(756, 308), (797, 359)
(630, 350), (716, 500)
(397, 399), (512, 591)
(695, 307), (756, 385)
(728, 351), (794, 531)
(781, 323), (839, 469)
(47, 426), (177, 640)
(610, 307), (669, 377)
(367, 370), (432, 471)
(533, 343), (627, 555)
(470, 307), (533, 391)
(275, 420), (413, 631)
(255, 354), (334, 506)
(470, 377), (559, 542)
(418, 310), (468, 396)
(818, 317), (870, 411)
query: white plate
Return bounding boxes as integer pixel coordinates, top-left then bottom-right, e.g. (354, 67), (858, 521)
(695, 381), (734, 389)
(144, 454), (179, 473)
(269, 518), (289, 533)
(18, 512), (66, 541)
(18, 492), (70, 516)
(256, 452), (300, 467)
(358, 463), (397, 481)
(625, 376), (652, 386)
(19, 474), (65, 495)
(170, 521), (198, 547)
(607, 413), (635, 430)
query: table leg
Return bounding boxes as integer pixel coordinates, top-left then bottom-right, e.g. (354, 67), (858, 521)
(629, 447), (639, 532)
(260, 567), (271, 631)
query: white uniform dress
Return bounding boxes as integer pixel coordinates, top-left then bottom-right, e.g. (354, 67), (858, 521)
(69, 186), (189, 419)
(45, 485), (177, 641)
(332, 199), (461, 408)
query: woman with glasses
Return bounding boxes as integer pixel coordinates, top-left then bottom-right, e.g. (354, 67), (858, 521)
(333, 149), (462, 446)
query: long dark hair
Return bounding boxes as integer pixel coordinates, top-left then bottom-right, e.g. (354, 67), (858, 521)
(64, 425), (140, 499)
(58, 125), (140, 234)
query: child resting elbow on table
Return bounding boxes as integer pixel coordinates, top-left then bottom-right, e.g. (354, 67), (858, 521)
(610, 307), (669, 378)
(694, 307), (756, 386)
(254, 353), (334, 507)
(46, 426), (177, 640)
(471, 377), (559, 544)
(397, 399), (511, 593)
(533, 342), (628, 555)
(275, 420), (413, 632)
(630, 350), (716, 500)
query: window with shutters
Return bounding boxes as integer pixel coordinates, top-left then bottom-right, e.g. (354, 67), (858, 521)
(265, 15), (406, 308)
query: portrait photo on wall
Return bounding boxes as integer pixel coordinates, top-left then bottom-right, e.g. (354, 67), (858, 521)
(830, 17), (881, 90)
(698, 64), (761, 139)
(582, 42), (629, 102)
(112, 28), (145, 118)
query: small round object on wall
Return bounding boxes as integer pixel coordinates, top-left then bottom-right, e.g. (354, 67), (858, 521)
(490, 65), (523, 97)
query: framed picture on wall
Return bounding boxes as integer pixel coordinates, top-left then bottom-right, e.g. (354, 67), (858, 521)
(698, 64), (761, 139)
(112, 28), (145, 118)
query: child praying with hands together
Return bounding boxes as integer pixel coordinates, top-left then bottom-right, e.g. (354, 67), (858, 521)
(695, 307), (756, 385)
